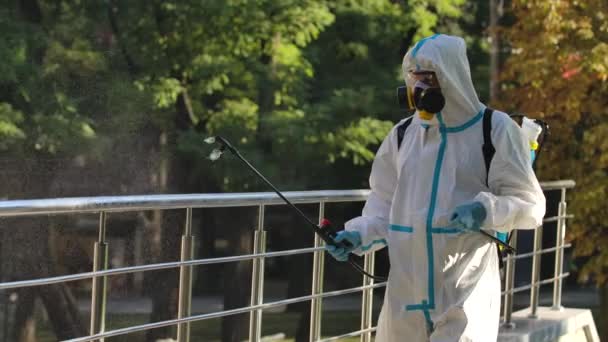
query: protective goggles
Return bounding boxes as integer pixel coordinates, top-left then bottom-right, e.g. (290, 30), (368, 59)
(397, 71), (443, 118)
(406, 70), (440, 88)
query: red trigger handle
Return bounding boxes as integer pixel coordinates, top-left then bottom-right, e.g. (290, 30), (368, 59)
(320, 218), (353, 248)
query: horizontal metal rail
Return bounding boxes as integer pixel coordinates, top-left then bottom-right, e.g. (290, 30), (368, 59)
(65, 283), (387, 342)
(503, 244), (572, 262)
(501, 273), (570, 296)
(0, 190), (371, 217)
(538, 180), (575, 191)
(542, 214), (574, 223)
(0, 246), (325, 290)
(317, 328), (377, 342)
(3, 225), (571, 291)
(0, 181), (572, 218)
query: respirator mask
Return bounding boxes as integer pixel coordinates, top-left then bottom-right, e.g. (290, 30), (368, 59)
(397, 71), (445, 120)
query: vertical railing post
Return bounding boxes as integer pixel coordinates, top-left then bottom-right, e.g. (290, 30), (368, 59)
(502, 230), (518, 328)
(361, 252), (375, 342)
(552, 187), (567, 311)
(249, 205), (266, 342)
(309, 202), (326, 342)
(529, 224), (543, 318)
(177, 208), (194, 342)
(90, 212), (109, 341)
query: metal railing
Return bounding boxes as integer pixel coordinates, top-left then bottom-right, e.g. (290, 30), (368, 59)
(0, 180), (575, 341)
(500, 180), (575, 327)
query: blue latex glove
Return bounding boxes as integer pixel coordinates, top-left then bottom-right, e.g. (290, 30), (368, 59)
(325, 230), (362, 262)
(449, 201), (487, 232)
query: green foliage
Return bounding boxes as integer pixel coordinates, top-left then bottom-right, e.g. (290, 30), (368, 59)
(325, 117), (394, 165)
(406, 0), (466, 40)
(0, 0), (470, 194)
(0, 103), (25, 149)
(499, 0), (608, 285)
(151, 77), (184, 109)
(207, 98), (259, 138)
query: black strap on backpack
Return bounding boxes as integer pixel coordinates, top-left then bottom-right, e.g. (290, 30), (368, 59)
(482, 108), (495, 185)
(397, 116), (414, 149)
(481, 108), (509, 269)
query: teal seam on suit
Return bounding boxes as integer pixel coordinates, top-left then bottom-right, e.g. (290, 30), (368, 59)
(361, 239), (387, 252)
(389, 224), (414, 233)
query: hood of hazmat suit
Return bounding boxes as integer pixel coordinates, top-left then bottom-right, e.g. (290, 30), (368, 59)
(345, 34), (546, 342)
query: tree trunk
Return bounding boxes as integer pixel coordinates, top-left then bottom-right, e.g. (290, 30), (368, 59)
(600, 284), (608, 340)
(13, 288), (36, 342)
(0, 152), (87, 341)
(38, 284), (87, 340)
(145, 86), (195, 341)
(145, 210), (183, 342)
(284, 206), (315, 342)
(288, 257), (313, 342)
(489, 0), (502, 105)
(221, 208), (254, 342)
(2, 215), (87, 342)
(144, 130), (188, 341)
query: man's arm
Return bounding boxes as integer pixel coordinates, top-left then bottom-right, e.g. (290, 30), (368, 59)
(344, 124), (400, 254)
(475, 111), (546, 232)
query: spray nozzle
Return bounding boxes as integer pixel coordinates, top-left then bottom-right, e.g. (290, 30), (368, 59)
(208, 148), (224, 161)
(205, 136), (226, 161)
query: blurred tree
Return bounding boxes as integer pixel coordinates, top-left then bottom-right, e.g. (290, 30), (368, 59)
(0, 1), (103, 340)
(0, 0), (476, 341)
(305, 0), (466, 189)
(435, 0), (493, 102)
(498, 0), (608, 337)
(100, 1), (336, 341)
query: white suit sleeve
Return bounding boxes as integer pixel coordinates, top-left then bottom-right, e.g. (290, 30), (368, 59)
(475, 113), (546, 233)
(345, 127), (398, 254)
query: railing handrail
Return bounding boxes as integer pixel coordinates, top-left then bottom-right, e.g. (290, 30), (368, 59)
(0, 247), (326, 290)
(0, 180), (575, 217)
(0, 190), (371, 217)
(538, 180), (576, 191)
(0, 179), (577, 341)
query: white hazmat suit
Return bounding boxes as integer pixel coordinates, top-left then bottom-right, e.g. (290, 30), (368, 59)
(344, 34), (546, 341)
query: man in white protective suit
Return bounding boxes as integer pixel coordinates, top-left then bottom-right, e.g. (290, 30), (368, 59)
(325, 34), (546, 341)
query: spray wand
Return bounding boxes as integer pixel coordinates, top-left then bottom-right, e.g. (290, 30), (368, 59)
(205, 136), (386, 282)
